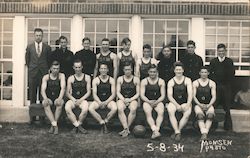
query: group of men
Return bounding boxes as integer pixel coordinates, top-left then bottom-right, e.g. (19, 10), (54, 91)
(25, 28), (235, 141)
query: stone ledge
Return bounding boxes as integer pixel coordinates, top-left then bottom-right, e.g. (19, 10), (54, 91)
(231, 109), (250, 133)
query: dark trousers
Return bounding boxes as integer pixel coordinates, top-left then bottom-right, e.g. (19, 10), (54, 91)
(28, 71), (43, 104)
(216, 83), (233, 130)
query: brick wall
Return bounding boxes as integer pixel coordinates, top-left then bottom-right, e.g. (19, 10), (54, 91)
(0, 1), (249, 15)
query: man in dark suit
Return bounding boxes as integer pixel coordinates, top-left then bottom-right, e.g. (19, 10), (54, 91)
(49, 36), (74, 79)
(209, 43), (235, 131)
(25, 28), (51, 104)
(180, 40), (203, 81)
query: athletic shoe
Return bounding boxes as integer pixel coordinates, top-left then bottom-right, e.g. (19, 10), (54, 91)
(48, 126), (54, 134)
(121, 129), (129, 138)
(119, 129), (126, 136)
(53, 126), (58, 135)
(78, 126), (88, 134)
(175, 133), (181, 141)
(70, 127), (78, 134)
(151, 131), (161, 139)
(200, 133), (208, 141)
(103, 124), (110, 134)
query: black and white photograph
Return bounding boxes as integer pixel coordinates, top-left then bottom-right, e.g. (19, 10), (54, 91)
(0, 0), (249, 157)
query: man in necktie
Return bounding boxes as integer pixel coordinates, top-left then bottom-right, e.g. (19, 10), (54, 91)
(25, 28), (51, 105)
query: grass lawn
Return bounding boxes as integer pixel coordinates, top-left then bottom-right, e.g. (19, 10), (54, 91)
(0, 123), (249, 158)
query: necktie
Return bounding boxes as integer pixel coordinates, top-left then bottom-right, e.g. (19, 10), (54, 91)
(37, 43), (41, 57)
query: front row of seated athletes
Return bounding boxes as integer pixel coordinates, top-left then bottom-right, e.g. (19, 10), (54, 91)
(41, 58), (216, 142)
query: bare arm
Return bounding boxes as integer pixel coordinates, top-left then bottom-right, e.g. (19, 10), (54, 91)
(79, 75), (91, 101)
(41, 75), (49, 100)
(186, 78), (193, 107)
(129, 77), (140, 101)
(92, 78), (102, 104)
(116, 77), (125, 100)
(135, 60), (140, 78)
(207, 81), (216, 108)
(112, 54), (118, 80)
(66, 76), (75, 101)
(192, 80), (202, 106)
(154, 79), (166, 104)
(58, 73), (66, 100)
(105, 77), (116, 103)
(140, 79), (150, 103)
(93, 54), (100, 79)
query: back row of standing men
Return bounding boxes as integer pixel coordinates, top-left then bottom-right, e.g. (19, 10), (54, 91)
(25, 28), (235, 140)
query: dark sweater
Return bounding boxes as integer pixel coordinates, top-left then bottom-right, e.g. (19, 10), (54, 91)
(158, 56), (175, 83)
(180, 52), (203, 81)
(74, 49), (96, 76)
(50, 48), (74, 78)
(209, 57), (235, 85)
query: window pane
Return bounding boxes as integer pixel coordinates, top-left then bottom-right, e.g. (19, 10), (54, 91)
(3, 88), (12, 100)
(96, 20), (106, 32)
(143, 34), (153, 46)
(50, 19), (60, 32)
(85, 20), (95, 32)
(242, 22), (250, 34)
(39, 19), (49, 32)
(178, 35), (188, 47)
(229, 43), (240, 48)
(118, 34), (129, 46)
(206, 21), (216, 27)
(178, 21), (189, 33)
(218, 35), (228, 43)
(206, 27), (216, 34)
(3, 62), (12, 73)
(42, 33), (48, 44)
(61, 19), (71, 32)
(241, 36), (250, 43)
(3, 74), (12, 87)
(217, 21), (228, 34)
(3, 33), (12, 45)
(27, 33), (34, 44)
(119, 20), (129, 33)
(229, 50), (240, 57)
(206, 35), (216, 42)
(3, 19), (13, 32)
(206, 49), (216, 56)
(84, 33), (95, 46)
(167, 21), (177, 33)
(154, 47), (161, 59)
(154, 34), (165, 47)
(3, 46), (12, 59)
(206, 42), (216, 48)
(229, 36), (240, 43)
(167, 34), (177, 47)
(0, 19), (2, 32)
(50, 33), (60, 46)
(28, 19), (37, 32)
(108, 20), (117, 33)
(155, 21), (165, 33)
(143, 20), (153, 33)
(96, 34), (106, 46)
(229, 22), (240, 34)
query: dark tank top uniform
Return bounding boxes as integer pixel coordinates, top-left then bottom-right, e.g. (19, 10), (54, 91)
(119, 51), (135, 76)
(72, 74), (87, 99)
(140, 58), (152, 80)
(46, 74), (61, 102)
(145, 78), (161, 100)
(98, 52), (113, 77)
(97, 77), (112, 101)
(121, 76), (136, 98)
(196, 80), (212, 104)
(173, 77), (188, 104)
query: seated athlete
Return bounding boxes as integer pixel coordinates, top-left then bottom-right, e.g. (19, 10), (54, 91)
(65, 59), (91, 134)
(140, 64), (165, 139)
(41, 60), (66, 135)
(117, 63), (140, 137)
(167, 61), (192, 141)
(193, 66), (216, 141)
(89, 63), (117, 134)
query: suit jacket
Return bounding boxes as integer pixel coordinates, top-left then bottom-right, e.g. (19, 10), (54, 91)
(25, 42), (51, 78)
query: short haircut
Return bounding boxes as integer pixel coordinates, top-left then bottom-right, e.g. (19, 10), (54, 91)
(102, 38), (110, 43)
(173, 61), (184, 69)
(123, 62), (133, 69)
(121, 37), (131, 45)
(217, 43), (226, 50)
(51, 60), (60, 67)
(200, 66), (209, 71)
(143, 44), (151, 50)
(34, 28), (43, 34)
(187, 40), (196, 47)
(99, 63), (108, 69)
(73, 59), (82, 65)
(148, 64), (158, 70)
(82, 37), (91, 43)
(59, 35), (67, 41)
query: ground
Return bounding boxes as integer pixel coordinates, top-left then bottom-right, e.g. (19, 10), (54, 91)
(0, 123), (249, 158)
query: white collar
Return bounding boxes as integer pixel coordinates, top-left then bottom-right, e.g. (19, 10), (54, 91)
(218, 56), (225, 62)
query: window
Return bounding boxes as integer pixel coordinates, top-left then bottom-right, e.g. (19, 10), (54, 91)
(205, 20), (250, 72)
(0, 18), (13, 101)
(84, 18), (130, 54)
(27, 18), (71, 51)
(143, 19), (190, 60)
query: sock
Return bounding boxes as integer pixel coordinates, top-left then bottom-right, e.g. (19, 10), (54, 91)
(78, 121), (82, 125)
(151, 125), (157, 132)
(73, 121), (79, 127)
(51, 121), (57, 127)
(100, 120), (105, 125)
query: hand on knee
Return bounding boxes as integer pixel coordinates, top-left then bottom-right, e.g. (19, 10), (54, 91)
(197, 114), (205, 120)
(207, 113), (214, 120)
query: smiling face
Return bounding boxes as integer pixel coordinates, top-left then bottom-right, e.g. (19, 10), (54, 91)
(60, 38), (68, 49)
(122, 41), (131, 52)
(34, 31), (43, 43)
(199, 68), (209, 79)
(174, 66), (184, 77)
(99, 64), (109, 76)
(143, 48), (152, 58)
(123, 65), (132, 77)
(148, 67), (158, 79)
(101, 40), (110, 52)
(217, 47), (226, 58)
(83, 39), (90, 50)
(187, 44), (195, 54)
